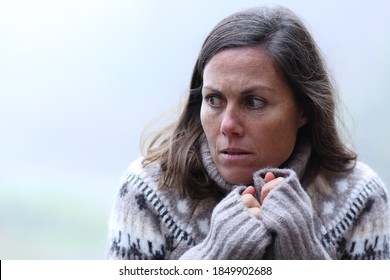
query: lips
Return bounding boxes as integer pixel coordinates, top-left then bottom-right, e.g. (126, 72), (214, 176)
(220, 148), (252, 155)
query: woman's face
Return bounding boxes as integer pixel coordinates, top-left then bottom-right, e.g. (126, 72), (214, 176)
(200, 46), (307, 185)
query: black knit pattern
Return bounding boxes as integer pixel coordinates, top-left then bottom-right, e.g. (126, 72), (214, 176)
(320, 178), (389, 259)
(127, 173), (195, 245)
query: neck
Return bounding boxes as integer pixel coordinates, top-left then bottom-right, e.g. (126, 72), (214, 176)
(200, 136), (312, 193)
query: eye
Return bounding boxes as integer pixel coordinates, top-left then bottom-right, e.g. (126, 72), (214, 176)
(205, 94), (225, 108)
(245, 96), (266, 110)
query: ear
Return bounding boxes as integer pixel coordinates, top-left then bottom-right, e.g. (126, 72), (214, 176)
(298, 110), (308, 128)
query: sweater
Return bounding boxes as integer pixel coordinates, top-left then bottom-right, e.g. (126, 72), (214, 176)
(106, 141), (390, 259)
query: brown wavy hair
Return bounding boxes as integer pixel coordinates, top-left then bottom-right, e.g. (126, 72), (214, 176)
(142, 5), (357, 198)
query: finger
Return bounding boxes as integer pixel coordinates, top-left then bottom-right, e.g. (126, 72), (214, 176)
(260, 177), (284, 204)
(248, 207), (261, 219)
(242, 186), (256, 196)
(241, 193), (261, 208)
(264, 172), (276, 183)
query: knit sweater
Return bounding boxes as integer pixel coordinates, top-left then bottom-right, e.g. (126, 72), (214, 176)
(106, 141), (390, 259)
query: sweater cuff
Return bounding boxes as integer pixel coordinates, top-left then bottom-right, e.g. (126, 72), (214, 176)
(257, 169), (330, 259)
(180, 187), (272, 259)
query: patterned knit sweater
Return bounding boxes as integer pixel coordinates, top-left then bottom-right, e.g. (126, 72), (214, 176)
(106, 141), (390, 259)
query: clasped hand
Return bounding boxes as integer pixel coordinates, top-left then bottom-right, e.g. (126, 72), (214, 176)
(241, 172), (284, 219)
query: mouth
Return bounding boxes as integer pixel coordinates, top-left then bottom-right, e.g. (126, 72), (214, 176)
(220, 148), (252, 156)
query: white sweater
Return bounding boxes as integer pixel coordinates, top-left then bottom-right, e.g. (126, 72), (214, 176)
(106, 142), (390, 259)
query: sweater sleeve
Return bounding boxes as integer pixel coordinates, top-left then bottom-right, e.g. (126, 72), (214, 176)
(106, 172), (167, 260)
(255, 168), (331, 259)
(180, 186), (273, 260)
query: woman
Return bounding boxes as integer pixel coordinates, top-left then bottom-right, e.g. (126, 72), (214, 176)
(106, 5), (390, 259)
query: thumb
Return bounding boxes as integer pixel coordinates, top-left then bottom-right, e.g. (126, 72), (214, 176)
(242, 186), (256, 196)
(264, 172), (276, 183)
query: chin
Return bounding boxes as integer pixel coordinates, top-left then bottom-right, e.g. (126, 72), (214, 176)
(223, 173), (254, 185)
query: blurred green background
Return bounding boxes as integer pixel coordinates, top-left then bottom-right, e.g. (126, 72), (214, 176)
(0, 0), (389, 259)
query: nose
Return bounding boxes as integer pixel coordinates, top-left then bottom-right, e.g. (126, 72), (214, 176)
(220, 106), (244, 137)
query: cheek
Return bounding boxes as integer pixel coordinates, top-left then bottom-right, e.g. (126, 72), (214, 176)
(265, 104), (302, 136)
(200, 105), (218, 138)
(200, 104), (208, 134)
(266, 117), (299, 144)
(253, 115), (300, 163)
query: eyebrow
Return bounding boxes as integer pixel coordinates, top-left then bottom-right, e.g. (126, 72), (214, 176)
(202, 85), (275, 94)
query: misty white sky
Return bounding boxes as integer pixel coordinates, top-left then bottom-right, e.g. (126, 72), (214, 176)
(0, 0), (389, 258)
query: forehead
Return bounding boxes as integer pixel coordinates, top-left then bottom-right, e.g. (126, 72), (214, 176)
(202, 47), (287, 92)
(205, 46), (274, 71)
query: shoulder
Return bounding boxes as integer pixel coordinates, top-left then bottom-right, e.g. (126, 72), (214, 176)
(107, 156), (222, 259)
(112, 157), (205, 246)
(344, 161), (388, 204)
(307, 161), (390, 258)
(115, 156), (169, 206)
(349, 161), (385, 186)
(309, 161), (388, 212)
(110, 156), (163, 216)
(332, 161), (390, 259)
(346, 161), (389, 213)
(112, 157), (165, 217)
(121, 157), (163, 189)
(106, 158), (167, 259)
(306, 160), (388, 232)
(313, 161), (387, 199)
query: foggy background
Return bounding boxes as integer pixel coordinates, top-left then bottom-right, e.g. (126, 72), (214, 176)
(0, 0), (389, 259)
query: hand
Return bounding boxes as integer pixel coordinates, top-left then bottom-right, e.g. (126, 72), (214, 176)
(260, 172), (285, 204)
(241, 186), (261, 218)
(241, 172), (284, 219)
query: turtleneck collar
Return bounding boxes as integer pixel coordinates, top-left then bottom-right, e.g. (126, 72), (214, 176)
(200, 136), (312, 193)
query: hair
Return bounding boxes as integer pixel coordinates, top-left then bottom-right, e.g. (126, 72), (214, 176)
(142, 5), (357, 198)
